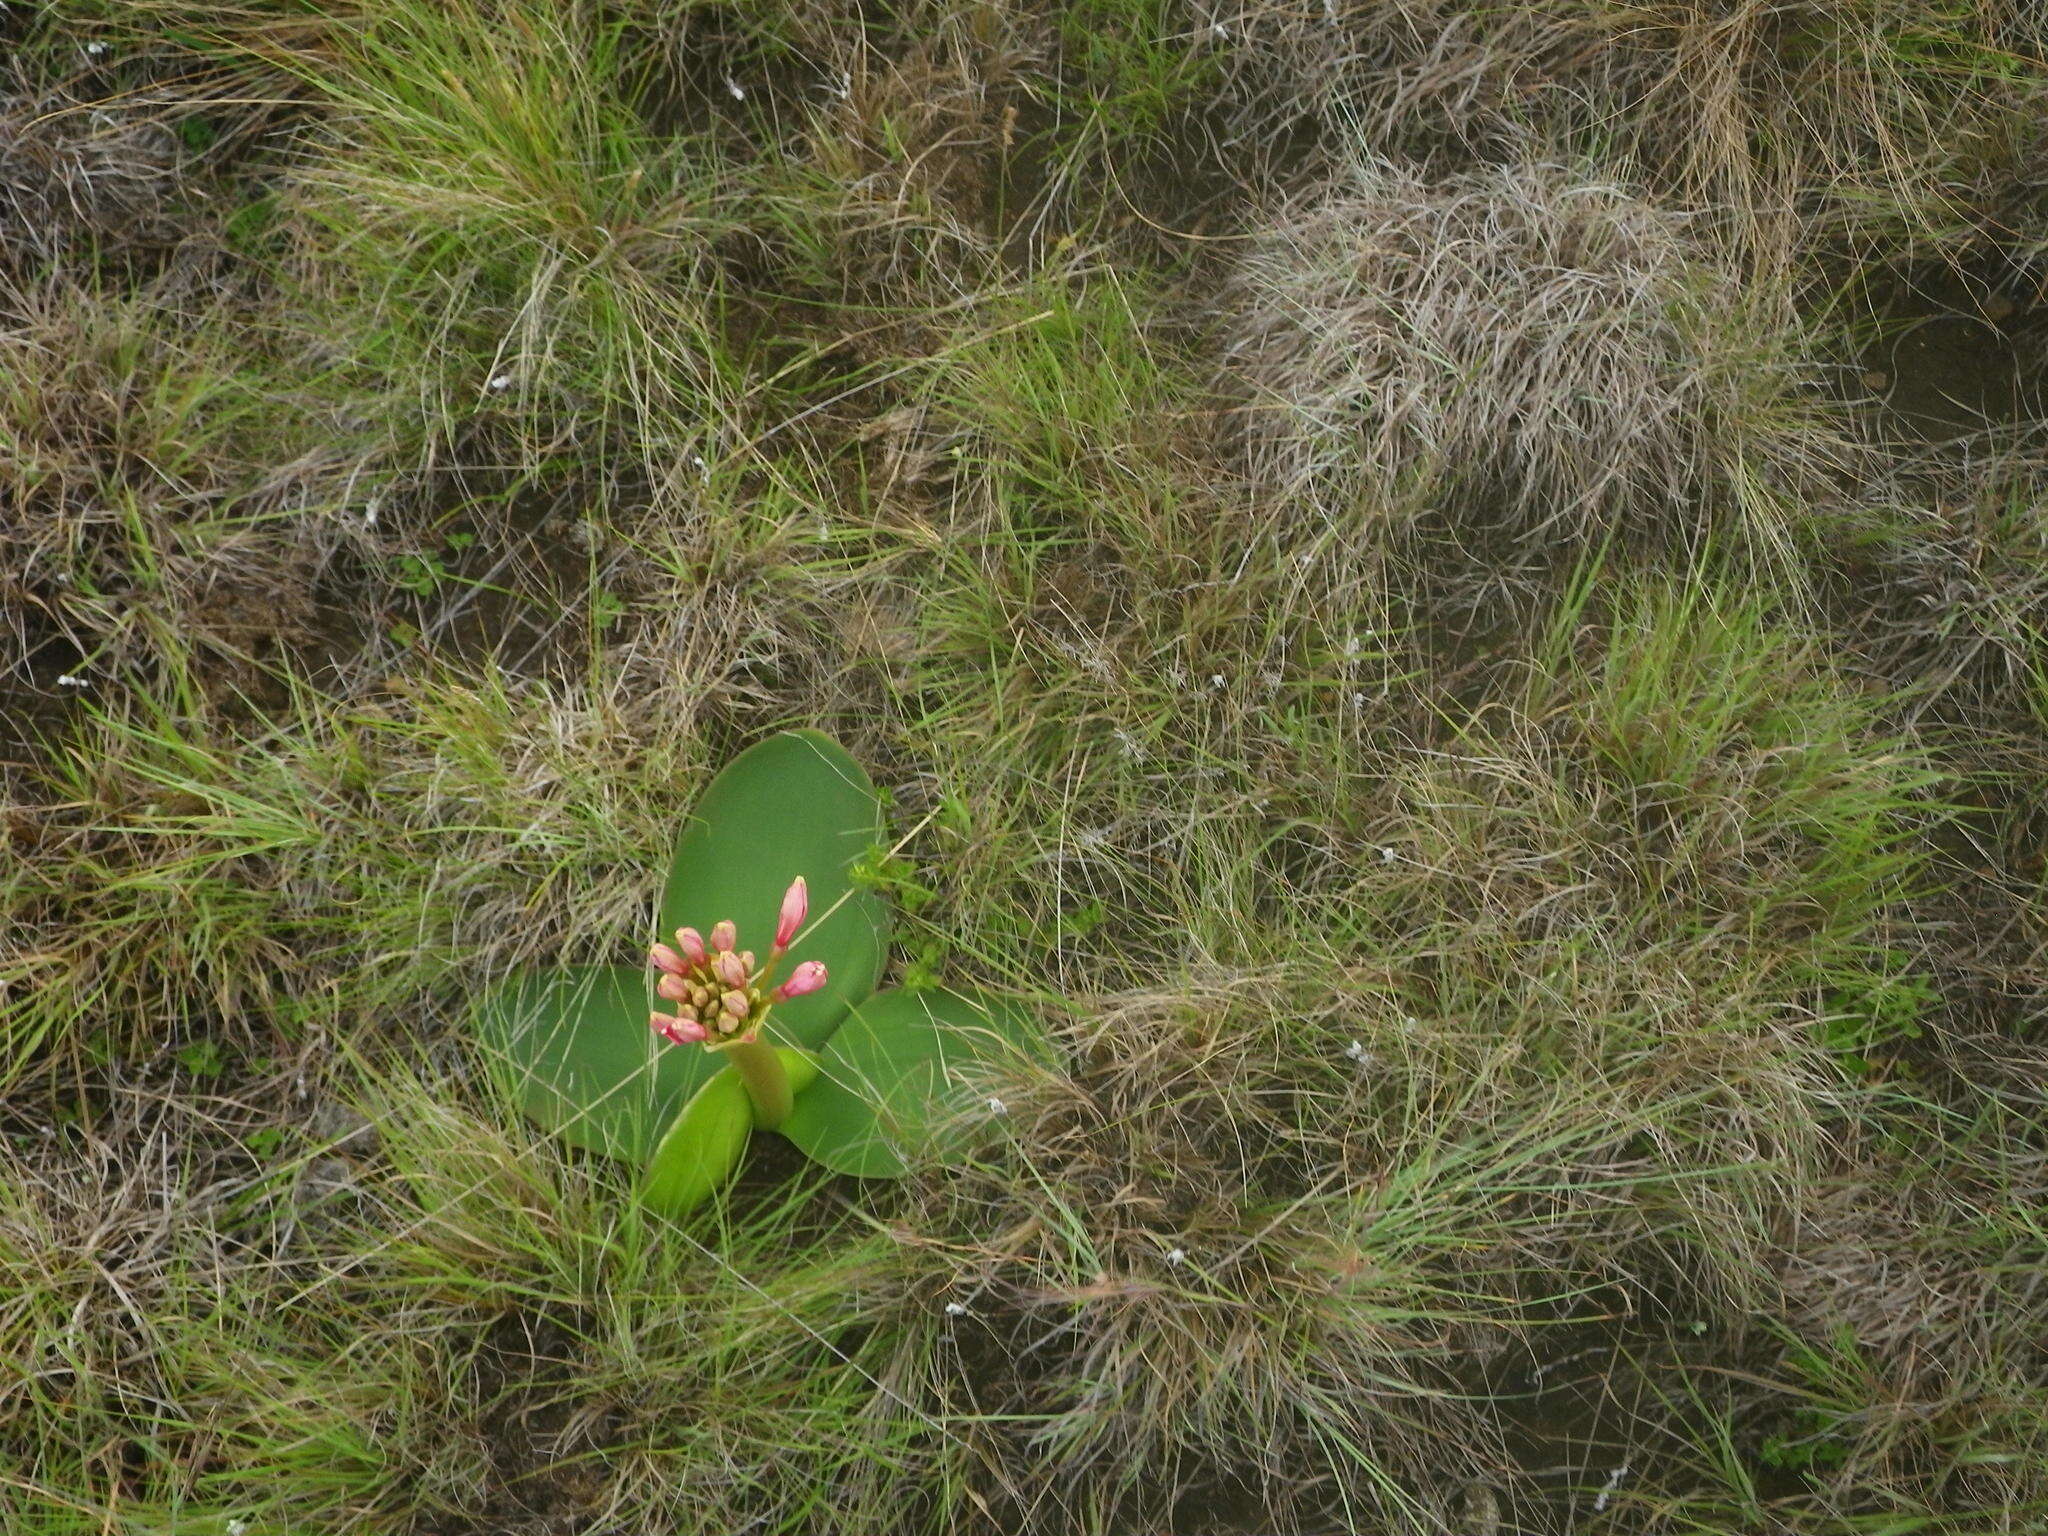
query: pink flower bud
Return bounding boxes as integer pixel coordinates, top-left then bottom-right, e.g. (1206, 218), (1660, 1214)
(650, 1012), (708, 1046)
(714, 950), (748, 988)
(674, 927), (707, 965)
(710, 920), (737, 953)
(774, 876), (808, 951)
(722, 989), (751, 1020)
(656, 973), (691, 1002)
(772, 960), (828, 1002)
(650, 943), (689, 976)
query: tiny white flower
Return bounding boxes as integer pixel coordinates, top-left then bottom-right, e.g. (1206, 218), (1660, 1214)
(227, 1521), (250, 1536)
(725, 77), (746, 101)
(1209, 673), (1226, 689)
(1211, 21), (1229, 40)
(363, 499), (379, 527)
(985, 1096), (1007, 1115)
(943, 1300), (968, 1316)
(84, 41), (109, 57)
(1594, 1463), (1630, 1513)
(1351, 692), (1367, 709)
(1165, 1247), (1186, 1266)
(487, 373), (513, 392)
(1343, 1040), (1368, 1062)
(1379, 845), (1398, 864)
(691, 453), (710, 477)
(55, 674), (87, 689)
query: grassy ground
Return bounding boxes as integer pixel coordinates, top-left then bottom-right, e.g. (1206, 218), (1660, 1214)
(3, 1), (2047, 1531)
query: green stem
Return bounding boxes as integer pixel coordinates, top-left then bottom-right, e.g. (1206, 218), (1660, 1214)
(725, 1039), (793, 1129)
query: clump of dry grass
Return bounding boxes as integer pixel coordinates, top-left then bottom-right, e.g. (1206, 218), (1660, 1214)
(0, 276), (399, 687)
(750, 39), (1012, 315)
(1845, 438), (2048, 698)
(0, 74), (185, 271)
(891, 998), (1484, 1530)
(1733, 1031), (2048, 1524)
(1224, 154), (1847, 561)
(1208, 0), (2048, 257)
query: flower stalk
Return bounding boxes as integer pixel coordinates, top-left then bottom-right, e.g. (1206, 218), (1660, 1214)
(724, 1038), (794, 1128)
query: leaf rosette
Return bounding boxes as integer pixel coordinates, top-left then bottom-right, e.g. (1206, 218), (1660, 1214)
(477, 730), (1044, 1213)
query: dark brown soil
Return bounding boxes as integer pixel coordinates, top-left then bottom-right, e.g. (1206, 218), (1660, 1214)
(436, 1309), (615, 1536)
(1861, 267), (2048, 438)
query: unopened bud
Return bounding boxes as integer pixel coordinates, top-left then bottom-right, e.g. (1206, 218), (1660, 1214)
(650, 943), (688, 975)
(710, 920), (737, 953)
(772, 960), (828, 1002)
(774, 876), (808, 950)
(651, 1012), (708, 1046)
(722, 989), (751, 1020)
(675, 927), (707, 965)
(714, 950), (748, 988)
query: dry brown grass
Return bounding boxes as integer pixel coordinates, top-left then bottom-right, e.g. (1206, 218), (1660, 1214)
(1209, 0), (2048, 256)
(1224, 154), (1852, 563)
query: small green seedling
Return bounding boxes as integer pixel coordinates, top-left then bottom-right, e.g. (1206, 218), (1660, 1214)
(478, 730), (1043, 1214)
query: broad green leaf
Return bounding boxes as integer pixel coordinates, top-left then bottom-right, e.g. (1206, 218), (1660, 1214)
(476, 965), (718, 1162)
(640, 1048), (821, 1216)
(769, 1044), (822, 1104)
(659, 730), (890, 1049)
(779, 989), (1045, 1178)
(641, 1067), (753, 1217)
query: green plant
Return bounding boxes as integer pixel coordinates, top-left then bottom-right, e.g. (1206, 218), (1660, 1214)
(1819, 956), (1933, 1076)
(1759, 1406), (1856, 1474)
(478, 730), (1045, 1214)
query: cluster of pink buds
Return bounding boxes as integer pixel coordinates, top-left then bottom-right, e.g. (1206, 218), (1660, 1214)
(649, 876), (826, 1049)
